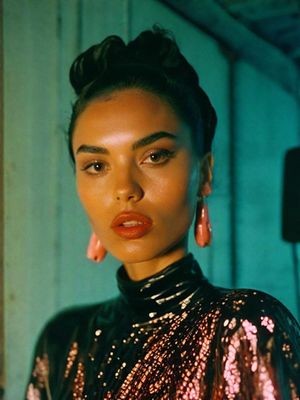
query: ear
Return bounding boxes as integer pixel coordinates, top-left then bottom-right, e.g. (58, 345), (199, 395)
(198, 152), (214, 197)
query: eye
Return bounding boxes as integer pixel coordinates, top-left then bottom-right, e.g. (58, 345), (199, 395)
(80, 161), (108, 175)
(143, 149), (176, 165)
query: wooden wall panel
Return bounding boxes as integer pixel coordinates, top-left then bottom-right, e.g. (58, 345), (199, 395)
(0, 0), (4, 396)
(3, 0), (60, 397)
(235, 61), (299, 316)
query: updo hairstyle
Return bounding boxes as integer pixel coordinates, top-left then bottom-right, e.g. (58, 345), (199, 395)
(67, 26), (217, 162)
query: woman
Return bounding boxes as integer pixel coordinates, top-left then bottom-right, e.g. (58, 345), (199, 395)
(26, 27), (300, 399)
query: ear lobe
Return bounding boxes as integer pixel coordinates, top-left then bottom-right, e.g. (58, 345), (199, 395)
(201, 182), (212, 197)
(198, 152), (214, 197)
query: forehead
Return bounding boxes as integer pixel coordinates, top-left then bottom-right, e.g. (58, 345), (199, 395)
(73, 88), (186, 142)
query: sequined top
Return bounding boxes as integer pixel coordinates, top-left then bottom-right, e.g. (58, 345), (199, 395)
(25, 254), (300, 399)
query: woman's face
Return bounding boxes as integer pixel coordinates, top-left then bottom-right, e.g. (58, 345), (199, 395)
(72, 88), (201, 266)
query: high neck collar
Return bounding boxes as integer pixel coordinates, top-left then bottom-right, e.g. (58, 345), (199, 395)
(116, 254), (207, 322)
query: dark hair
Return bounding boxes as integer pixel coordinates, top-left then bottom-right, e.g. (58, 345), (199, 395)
(67, 26), (217, 162)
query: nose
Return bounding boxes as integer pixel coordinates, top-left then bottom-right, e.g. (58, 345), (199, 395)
(114, 170), (144, 203)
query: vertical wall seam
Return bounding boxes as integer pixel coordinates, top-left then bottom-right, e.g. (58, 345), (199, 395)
(78, 0), (83, 52)
(0, 0), (4, 394)
(229, 55), (238, 288)
(124, 0), (132, 41)
(55, 0), (63, 310)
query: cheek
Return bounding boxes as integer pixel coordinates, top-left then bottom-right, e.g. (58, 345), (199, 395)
(76, 177), (89, 206)
(152, 163), (199, 220)
(76, 178), (104, 219)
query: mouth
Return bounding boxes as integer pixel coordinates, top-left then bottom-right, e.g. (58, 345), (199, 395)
(111, 212), (153, 239)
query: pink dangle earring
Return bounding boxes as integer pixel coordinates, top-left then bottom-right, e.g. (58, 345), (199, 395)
(194, 197), (212, 247)
(86, 232), (107, 263)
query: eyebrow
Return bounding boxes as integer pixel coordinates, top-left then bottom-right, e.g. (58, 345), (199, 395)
(75, 131), (177, 155)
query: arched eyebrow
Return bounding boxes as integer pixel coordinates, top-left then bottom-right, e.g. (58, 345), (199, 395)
(75, 131), (177, 155)
(132, 131), (177, 150)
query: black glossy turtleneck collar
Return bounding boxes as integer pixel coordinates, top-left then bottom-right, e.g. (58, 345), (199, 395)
(116, 253), (208, 322)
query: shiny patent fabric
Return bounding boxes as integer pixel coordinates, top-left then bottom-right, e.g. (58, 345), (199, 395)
(25, 254), (300, 399)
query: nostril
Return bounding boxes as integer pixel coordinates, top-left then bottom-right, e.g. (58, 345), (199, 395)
(116, 193), (139, 201)
(115, 186), (144, 202)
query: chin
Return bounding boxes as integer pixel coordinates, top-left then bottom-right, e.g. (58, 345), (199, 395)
(108, 237), (186, 266)
(111, 249), (157, 265)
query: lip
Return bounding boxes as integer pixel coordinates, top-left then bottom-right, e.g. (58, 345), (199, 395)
(111, 212), (153, 239)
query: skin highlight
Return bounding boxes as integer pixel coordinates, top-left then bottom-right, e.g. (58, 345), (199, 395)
(72, 88), (212, 280)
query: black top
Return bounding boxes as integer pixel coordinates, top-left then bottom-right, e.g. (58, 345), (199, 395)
(25, 254), (300, 399)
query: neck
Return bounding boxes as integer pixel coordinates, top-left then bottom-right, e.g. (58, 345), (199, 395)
(123, 242), (188, 281)
(117, 253), (207, 323)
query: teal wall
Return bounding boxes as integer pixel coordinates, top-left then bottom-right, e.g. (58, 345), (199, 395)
(3, 0), (299, 398)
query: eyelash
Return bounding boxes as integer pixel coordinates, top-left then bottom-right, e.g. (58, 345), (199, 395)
(142, 149), (176, 165)
(80, 161), (107, 175)
(80, 149), (176, 175)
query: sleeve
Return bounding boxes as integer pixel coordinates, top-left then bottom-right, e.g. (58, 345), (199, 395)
(212, 291), (300, 399)
(24, 307), (83, 400)
(25, 323), (53, 400)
